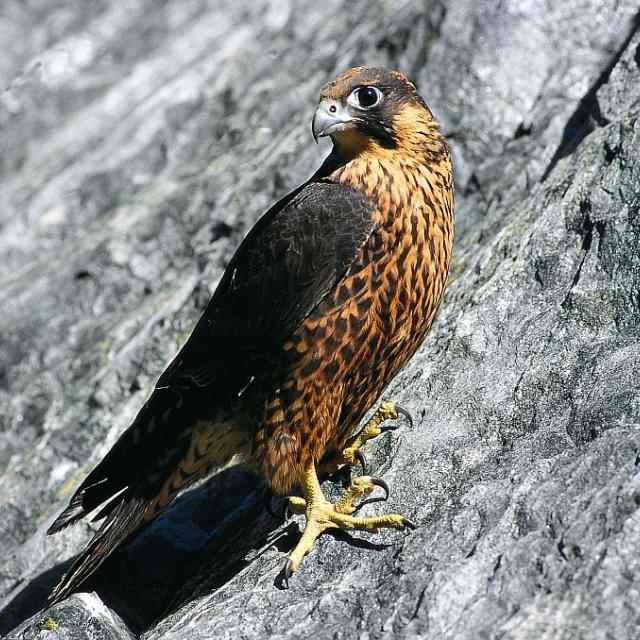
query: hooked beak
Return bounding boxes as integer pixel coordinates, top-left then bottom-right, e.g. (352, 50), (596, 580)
(312, 99), (356, 142)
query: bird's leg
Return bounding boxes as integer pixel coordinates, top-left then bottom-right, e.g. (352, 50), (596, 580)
(283, 463), (414, 583)
(340, 401), (412, 473)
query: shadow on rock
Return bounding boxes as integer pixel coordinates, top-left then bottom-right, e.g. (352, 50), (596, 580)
(0, 466), (284, 636)
(0, 558), (73, 636)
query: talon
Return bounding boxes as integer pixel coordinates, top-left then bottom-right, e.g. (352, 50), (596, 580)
(340, 401), (412, 469)
(380, 402), (413, 431)
(283, 558), (294, 588)
(286, 464), (413, 577)
(354, 449), (368, 475)
(394, 403), (414, 429)
(263, 488), (283, 520)
(370, 477), (390, 499)
(353, 477), (390, 513)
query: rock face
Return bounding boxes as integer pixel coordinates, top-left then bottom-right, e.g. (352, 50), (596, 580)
(1, 1), (639, 638)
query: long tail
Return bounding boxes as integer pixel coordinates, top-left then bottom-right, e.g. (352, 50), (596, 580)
(49, 494), (150, 603)
(48, 410), (249, 602)
(47, 388), (187, 535)
(47, 389), (208, 602)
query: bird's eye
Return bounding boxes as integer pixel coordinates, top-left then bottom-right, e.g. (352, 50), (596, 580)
(348, 86), (383, 109)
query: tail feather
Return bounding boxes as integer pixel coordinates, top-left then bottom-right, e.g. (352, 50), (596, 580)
(46, 495), (88, 534)
(46, 388), (251, 602)
(47, 388), (187, 536)
(49, 494), (149, 604)
(46, 387), (194, 601)
(47, 479), (115, 534)
(90, 489), (129, 523)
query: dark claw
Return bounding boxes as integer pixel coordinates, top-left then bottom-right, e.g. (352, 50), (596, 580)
(370, 477), (390, 500)
(401, 517), (417, 530)
(354, 477), (390, 512)
(395, 404), (414, 429)
(354, 449), (368, 475)
(263, 488), (278, 519)
(263, 488), (288, 521)
(380, 402), (413, 431)
(283, 558), (293, 588)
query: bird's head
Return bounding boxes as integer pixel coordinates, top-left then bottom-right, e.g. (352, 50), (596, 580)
(312, 66), (437, 158)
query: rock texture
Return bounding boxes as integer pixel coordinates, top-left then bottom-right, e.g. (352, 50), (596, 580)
(1, 1), (639, 638)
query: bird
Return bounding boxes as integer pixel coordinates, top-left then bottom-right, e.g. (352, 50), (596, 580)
(46, 66), (454, 600)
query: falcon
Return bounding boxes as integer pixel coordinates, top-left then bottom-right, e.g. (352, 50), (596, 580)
(47, 66), (454, 600)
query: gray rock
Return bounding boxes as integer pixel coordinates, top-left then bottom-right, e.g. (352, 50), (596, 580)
(1, 1), (639, 638)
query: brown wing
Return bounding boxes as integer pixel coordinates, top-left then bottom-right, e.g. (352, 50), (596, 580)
(157, 180), (375, 394)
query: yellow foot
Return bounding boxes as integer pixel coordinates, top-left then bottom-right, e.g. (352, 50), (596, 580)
(283, 464), (415, 584)
(340, 401), (413, 474)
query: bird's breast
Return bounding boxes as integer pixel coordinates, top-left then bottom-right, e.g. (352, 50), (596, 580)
(339, 154), (454, 346)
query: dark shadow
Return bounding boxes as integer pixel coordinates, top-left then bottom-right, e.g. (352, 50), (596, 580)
(272, 527), (391, 589)
(541, 11), (640, 182)
(0, 558), (74, 636)
(0, 466), (280, 637)
(85, 466), (282, 634)
(0, 462), (396, 636)
(325, 528), (390, 552)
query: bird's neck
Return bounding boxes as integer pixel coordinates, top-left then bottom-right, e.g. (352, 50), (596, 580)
(319, 104), (452, 217)
(326, 145), (453, 223)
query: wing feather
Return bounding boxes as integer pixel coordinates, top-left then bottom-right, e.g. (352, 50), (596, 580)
(158, 180), (374, 391)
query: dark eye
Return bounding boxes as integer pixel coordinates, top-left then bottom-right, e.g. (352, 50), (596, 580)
(348, 86), (383, 109)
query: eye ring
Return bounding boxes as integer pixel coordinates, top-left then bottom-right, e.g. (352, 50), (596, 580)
(347, 86), (383, 110)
